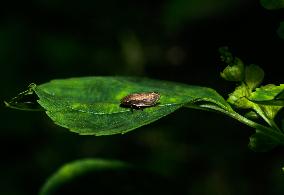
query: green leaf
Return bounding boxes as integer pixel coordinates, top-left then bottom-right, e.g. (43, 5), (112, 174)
(227, 83), (253, 109)
(260, 105), (283, 120)
(260, 0), (284, 10)
(40, 158), (180, 195)
(247, 84), (284, 122)
(219, 47), (245, 82)
(32, 76), (232, 135)
(220, 58), (244, 82)
(244, 111), (260, 120)
(39, 159), (129, 195)
(245, 64), (264, 90)
(248, 84), (284, 120)
(248, 131), (279, 152)
(250, 84), (284, 106)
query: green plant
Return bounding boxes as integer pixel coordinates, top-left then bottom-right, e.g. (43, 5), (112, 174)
(5, 48), (284, 193)
(5, 48), (284, 150)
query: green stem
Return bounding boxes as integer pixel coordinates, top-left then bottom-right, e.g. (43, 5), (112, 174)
(197, 104), (284, 143)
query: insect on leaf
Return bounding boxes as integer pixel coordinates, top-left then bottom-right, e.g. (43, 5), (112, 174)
(30, 76), (232, 135)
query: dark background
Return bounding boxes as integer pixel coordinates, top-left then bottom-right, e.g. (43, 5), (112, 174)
(1, 0), (284, 194)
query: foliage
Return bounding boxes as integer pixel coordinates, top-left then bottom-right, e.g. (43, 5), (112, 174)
(5, 48), (284, 153)
(219, 47), (284, 151)
(33, 77), (231, 135)
(19, 54), (284, 193)
(2, 0), (284, 194)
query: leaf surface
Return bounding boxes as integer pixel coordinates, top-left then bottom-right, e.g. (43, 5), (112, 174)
(250, 84), (284, 106)
(34, 76), (231, 135)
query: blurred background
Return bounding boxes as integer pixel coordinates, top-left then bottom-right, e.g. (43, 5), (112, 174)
(1, 0), (284, 194)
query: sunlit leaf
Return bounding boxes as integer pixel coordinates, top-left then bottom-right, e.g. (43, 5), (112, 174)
(245, 64), (264, 90)
(227, 83), (252, 109)
(219, 47), (245, 82)
(220, 59), (244, 82)
(29, 76), (232, 135)
(250, 84), (284, 106)
(249, 84), (284, 119)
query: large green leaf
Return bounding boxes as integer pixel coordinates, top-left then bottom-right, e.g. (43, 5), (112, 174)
(33, 76), (232, 135)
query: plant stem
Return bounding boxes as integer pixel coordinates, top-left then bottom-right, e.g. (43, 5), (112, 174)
(197, 104), (284, 143)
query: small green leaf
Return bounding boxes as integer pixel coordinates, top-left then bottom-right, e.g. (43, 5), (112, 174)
(249, 84), (284, 120)
(250, 84), (284, 106)
(260, 0), (284, 10)
(219, 47), (245, 82)
(39, 159), (129, 195)
(250, 84), (284, 101)
(249, 132), (279, 152)
(244, 111), (260, 120)
(227, 83), (253, 109)
(220, 58), (244, 81)
(245, 64), (264, 90)
(32, 76), (232, 135)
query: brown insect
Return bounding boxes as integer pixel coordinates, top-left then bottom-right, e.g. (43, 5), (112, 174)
(120, 92), (160, 110)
